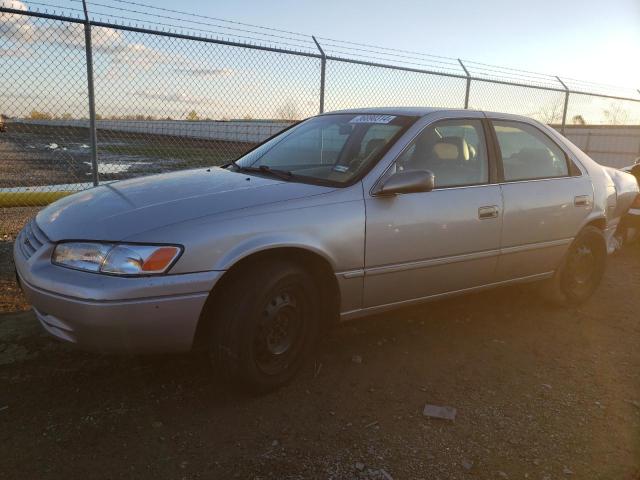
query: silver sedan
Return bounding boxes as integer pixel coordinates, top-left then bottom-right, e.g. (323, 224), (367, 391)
(14, 107), (639, 391)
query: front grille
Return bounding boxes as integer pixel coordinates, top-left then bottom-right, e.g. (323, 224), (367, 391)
(18, 219), (49, 260)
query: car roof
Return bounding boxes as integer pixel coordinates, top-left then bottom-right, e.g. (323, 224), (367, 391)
(323, 106), (542, 125)
(324, 106), (453, 117)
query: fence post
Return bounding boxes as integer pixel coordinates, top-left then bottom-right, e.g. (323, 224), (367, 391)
(312, 36), (326, 114)
(82, 0), (99, 187)
(556, 76), (569, 135)
(458, 59), (471, 109)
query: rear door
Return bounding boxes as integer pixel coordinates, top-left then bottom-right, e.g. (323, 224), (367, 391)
(487, 116), (593, 281)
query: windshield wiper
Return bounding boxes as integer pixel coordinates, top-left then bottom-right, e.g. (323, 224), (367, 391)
(233, 164), (294, 181)
(228, 158), (247, 171)
(257, 165), (294, 180)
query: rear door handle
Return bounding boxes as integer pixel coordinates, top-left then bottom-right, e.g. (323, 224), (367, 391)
(574, 195), (590, 207)
(478, 205), (499, 219)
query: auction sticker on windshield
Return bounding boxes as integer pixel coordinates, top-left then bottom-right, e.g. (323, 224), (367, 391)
(349, 114), (396, 124)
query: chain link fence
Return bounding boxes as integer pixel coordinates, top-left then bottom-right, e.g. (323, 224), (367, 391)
(1, 1), (640, 218)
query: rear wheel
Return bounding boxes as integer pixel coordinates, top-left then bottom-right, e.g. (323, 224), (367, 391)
(541, 226), (607, 306)
(209, 260), (319, 393)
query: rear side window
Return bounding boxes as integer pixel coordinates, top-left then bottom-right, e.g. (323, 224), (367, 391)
(493, 121), (569, 181)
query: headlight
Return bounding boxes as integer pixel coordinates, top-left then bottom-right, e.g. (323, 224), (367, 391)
(52, 242), (182, 276)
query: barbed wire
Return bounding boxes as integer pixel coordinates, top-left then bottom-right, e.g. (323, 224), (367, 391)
(87, 10), (318, 52)
(4, 0), (638, 97)
(76, 1), (318, 47)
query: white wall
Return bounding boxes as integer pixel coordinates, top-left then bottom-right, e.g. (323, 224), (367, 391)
(560, 126), (640, 168)
(16, 119), (293, 144)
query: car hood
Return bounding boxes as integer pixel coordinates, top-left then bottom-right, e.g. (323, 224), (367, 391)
(37, 167), (334, 241)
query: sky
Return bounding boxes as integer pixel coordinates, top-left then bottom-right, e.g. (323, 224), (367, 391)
(1, 0), (639, 122)
(148, 0), (640, 89)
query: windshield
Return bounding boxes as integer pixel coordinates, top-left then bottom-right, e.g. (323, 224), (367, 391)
(233, 113), (415, 185)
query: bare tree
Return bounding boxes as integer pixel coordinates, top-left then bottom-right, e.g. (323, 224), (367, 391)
(571, 114), (586, 125)
(603, 102), (629, 125)
(29, 110), (53, 120)
(186, 110), (200, 121)
(276, 100), (301, 121)
(533, 100), (564, 124)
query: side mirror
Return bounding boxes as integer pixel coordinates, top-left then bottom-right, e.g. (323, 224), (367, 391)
(373, 170), (435, 196)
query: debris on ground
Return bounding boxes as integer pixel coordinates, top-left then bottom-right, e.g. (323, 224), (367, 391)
(624, 399), (640, 409)
(423, 404), (457, 422)
(462, 459), (474, 470)
(352, 354), (363, 364)
(379, 469), (394, 480)
(355, 461), (365, 471)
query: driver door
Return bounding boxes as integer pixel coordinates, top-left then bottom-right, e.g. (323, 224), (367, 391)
(363, 116), (503, 308)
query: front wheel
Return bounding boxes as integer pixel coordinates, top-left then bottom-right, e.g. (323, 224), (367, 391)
(209, 260), (320, 393)
(541, 226), (607, 306)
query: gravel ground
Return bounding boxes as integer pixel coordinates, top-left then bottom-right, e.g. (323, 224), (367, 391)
(1, 235), (639, 479)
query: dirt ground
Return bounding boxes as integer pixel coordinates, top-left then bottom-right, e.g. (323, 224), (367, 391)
(1, 224), (639, 479)
(0, 207), (39, 312)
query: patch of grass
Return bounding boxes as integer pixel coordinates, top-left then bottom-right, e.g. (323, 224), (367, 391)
(0, 191), (71, 207)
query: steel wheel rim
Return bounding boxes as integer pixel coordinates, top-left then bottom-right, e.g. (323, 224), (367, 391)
(565, 243), (597, 297)
(254, 289), (305, 375)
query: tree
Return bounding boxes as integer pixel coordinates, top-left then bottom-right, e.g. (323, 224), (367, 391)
(29, 110), (53, 120)
(603, 102), (629, 125)
(186, 110), (200, 121)
(276, 100), (301, 121)
(571, 115), (586, 125)
(534, 101), (563, 125)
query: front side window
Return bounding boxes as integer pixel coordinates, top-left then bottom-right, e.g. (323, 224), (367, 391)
(234, 114), (415, 185)
(493, 121), (569, 181)
(394, 119), (489, 188)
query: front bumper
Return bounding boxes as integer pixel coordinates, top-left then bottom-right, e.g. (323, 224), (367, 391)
(14, 228), (222, 353)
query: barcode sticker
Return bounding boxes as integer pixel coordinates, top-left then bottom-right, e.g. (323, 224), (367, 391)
(349, 114), (396, 124)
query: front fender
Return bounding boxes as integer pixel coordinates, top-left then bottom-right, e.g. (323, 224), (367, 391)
(123, 187), (366, 276)
(213, 232), (338, 271)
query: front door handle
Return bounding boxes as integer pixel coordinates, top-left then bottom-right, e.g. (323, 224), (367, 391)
(574, 195), (590, 207)
(478, 205), (499, 219)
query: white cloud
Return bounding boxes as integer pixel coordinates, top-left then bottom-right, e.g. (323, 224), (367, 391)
(174, 67), (236, 77)
(134, 89), (219, 105)
(0, 10), (238, 76)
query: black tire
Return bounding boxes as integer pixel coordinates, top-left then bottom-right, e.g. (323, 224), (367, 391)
(209, 259), (320, 393)
(541, 226), (607, 306)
